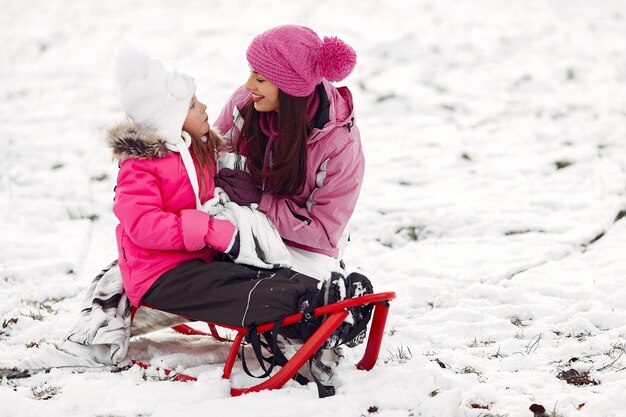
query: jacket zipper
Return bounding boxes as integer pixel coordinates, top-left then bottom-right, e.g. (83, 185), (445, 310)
(342, 117), (355, 132)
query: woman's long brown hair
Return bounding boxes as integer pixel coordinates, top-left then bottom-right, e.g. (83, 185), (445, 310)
(190, 128), (223, 199)
(237, 91), (310, 198)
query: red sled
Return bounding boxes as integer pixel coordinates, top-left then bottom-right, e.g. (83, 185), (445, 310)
(131, 291), (396, 396)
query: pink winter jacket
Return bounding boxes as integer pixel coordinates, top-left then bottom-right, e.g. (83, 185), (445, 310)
(214, 80), (365, 258)
(106, 122), (236, 307)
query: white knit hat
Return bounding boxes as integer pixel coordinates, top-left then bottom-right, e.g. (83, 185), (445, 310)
(114, 45), (203, 208)
(115, 45), (195, 145)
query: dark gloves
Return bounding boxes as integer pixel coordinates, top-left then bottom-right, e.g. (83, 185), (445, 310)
(215, 168), (262, 206)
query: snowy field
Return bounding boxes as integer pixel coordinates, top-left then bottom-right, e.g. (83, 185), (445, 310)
(2, 0), (626, 416)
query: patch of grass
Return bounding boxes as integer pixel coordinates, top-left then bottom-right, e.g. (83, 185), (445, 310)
(31, 384), (61, 400)
(25, 300), (56, 315)
(441, 103), (456, 111)
(66, 208), (100, 222)
(525, 333), (542, 354)
(375, 238), (393, 248)
(598, 342), (626, 371)
(90, 173), (109, 182)
(383, 345), (413, 364)
(554, 160), (573, 170)
(504, 229), (545, 236)
(25, 339), (46, 349)
(488, 346), (505, 359)
(0, 368), (30, 380)
(26, 310), (44, 321)
(140, 367), (184, 382)
(376, 93), (396, 103)
(460, 366), (480, 375)
(615, 210), (626, 222)
(396, 225), (426, 241)
(2, 273), (17, 284)
(2, 317), (18, 328)
(556, 369), (599, 386)
(586, 231), (605, 247)
(0, 317), (18, 338)
(433, 358), (449, 369)
(530, 403), (566, 417)
(510, 316), (528, 327)
(564, 331), (593, 342)
(23, 300), (59, 322)
(468, 338), (495, 347)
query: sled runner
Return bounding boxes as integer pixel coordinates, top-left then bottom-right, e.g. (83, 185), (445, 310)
(131, 291), (396, 396)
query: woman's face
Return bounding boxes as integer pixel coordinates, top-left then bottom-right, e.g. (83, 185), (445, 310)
(182, 96), (210, 140)
(245, 69), (279, 112)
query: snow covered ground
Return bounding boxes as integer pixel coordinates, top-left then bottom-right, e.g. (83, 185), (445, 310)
(2, 0), (626, 416)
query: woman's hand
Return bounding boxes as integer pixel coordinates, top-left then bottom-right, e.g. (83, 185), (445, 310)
(215, 168), (262, 206)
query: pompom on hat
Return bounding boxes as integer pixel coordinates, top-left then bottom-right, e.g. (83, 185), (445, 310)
(246, 25), (357, 97)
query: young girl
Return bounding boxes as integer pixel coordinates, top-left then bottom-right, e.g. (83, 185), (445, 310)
(109, 46), (371, 342)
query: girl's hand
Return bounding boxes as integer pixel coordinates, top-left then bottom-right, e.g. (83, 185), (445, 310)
(215, 168), (262, 206)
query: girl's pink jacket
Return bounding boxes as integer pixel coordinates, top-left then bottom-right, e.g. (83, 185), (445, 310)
(214, 80), (365, 258)
(107, 122), (236, 307)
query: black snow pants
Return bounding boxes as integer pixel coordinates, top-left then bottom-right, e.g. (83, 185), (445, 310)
(142, 259), (320, 335)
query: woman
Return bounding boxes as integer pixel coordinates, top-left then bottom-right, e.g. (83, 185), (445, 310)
(214, 24), (365, 281)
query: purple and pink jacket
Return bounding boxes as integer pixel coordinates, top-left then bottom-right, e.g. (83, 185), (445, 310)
(214, 80), (365, 258)
(107, 122), (236, 307)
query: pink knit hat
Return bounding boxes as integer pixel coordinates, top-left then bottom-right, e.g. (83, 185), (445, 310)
(246, 25), (357, 97)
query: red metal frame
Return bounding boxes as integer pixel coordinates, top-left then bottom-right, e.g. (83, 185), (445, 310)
(131, 291), (396, 396)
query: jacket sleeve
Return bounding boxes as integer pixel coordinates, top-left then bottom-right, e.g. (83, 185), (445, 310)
(113, 159), (235, 253)
(258, 135), (364, 252)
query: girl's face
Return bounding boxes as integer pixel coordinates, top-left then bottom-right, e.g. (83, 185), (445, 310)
(245, 69), (279, 112)
(182, 96), (209, 139)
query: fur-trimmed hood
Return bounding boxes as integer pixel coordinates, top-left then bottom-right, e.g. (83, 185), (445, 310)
(105, 121), (225, 162)
(105, 121), (170, 161)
